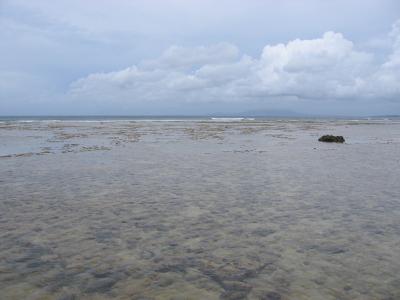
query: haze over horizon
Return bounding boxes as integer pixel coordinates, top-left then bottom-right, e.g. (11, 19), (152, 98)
(1, 0), (400, 116)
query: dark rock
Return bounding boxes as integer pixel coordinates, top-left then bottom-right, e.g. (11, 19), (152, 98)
(324, 246), (347, 254)
(313, 277), (325, 285)
(26, 260), (46, 269)
(57, 292), (77, 300)
(46, 271), (77, 291)
(221, 291), (249, 300)
(224, 280), (252, 291)
(157, 276), (174, 287)
(157, 264), (186, 273)
(92, 271), (113, 279)
(139, 250), (154, 260)
(201, 269), (225, 288)
(306, 244), (347, 254)
(252, 228), (276, 237)
(261, 291), (282, 300)
(318, 135), (345, 143)
(344, 285), (352, 291)
(95, 231), (113, 242)
(85, 278), (118, 293)
(14, 255), (34, 263)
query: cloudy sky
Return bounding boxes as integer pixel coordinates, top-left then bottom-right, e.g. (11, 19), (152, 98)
(1, 0), (400, 116)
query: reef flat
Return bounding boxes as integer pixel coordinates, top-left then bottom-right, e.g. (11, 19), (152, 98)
(1, 119), (400, 300)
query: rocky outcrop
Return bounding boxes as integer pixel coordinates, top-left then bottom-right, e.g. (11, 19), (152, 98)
(318, 135), (345, 143)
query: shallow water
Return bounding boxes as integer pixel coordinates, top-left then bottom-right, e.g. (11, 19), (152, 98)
(1, 119), (400, 300)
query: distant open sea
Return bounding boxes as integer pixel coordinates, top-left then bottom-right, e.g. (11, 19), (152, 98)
(1, 115), (398, 123)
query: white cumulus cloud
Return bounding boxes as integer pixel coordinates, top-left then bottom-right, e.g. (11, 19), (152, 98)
(70, 21), (400, 104)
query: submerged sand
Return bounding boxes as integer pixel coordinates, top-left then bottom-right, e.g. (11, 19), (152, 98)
(0, 119), (400, 300)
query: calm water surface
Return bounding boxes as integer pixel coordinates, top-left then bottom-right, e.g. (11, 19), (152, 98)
(1, 119), (400, 299)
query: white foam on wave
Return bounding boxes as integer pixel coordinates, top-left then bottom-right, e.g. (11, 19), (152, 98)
(210, 117), (254, 122)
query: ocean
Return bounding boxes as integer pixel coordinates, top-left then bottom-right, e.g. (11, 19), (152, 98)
(1, 117), (400, 299)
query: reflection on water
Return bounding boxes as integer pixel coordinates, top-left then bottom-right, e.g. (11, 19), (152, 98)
(1, 120), (400, 300)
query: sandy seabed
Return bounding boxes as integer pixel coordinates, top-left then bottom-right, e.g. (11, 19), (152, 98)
(1, 119), (400, 300)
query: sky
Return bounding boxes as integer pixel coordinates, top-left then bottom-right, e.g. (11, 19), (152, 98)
(1, 0), (400, 116)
